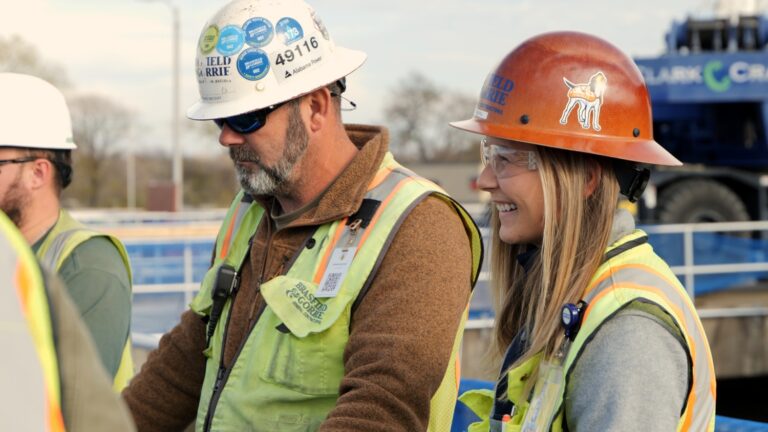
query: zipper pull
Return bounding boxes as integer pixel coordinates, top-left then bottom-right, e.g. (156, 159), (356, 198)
(346, 218), (363, 247)
(212, 366), (226, 393)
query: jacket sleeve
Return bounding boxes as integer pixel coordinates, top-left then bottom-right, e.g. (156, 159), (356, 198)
(319, 195), (473, 431)
(122, 309), (208, 432)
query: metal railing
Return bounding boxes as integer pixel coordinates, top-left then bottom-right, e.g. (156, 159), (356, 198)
(643, 220), (768, 295)
(125, 220), (768, 303)
(642, 220), (768, 319)
(73, 210), (768, 341)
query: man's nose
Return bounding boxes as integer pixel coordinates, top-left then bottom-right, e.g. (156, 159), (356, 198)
(218, 123), (246, 148)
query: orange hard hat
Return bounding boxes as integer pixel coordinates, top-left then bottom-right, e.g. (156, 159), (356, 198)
(451, 31), (681, 166)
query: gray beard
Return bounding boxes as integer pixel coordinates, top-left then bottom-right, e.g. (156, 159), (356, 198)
(230, 102), (309, 197)
(235, 161), (289, 196)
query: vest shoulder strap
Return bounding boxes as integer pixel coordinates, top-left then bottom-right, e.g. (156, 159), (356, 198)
(38, 210), (132, 279)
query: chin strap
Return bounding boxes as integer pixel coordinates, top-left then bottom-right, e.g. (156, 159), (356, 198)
(613, 161), (650, 203)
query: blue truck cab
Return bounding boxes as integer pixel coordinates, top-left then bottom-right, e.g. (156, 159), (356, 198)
(634, 13), (768, 222)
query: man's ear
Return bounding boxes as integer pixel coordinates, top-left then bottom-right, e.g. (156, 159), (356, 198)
(306, 87), (332, 133)
(584, 160), (602, 198)
(27, 158), (54, 190)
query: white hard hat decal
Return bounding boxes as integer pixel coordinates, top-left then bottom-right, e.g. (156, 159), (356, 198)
(310, 9), (330, 40)
(200, 25), (220, 54)
(199, 55), (233, 80)
(276, 17), (304, 45)
(217, 25), (246, 56)
(271, 33), (326, 83)
(237, 48), (271, 81)
(244, 17), (274, 47)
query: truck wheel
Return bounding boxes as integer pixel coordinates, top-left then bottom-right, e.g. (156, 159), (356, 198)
(657, 179), (749, 224)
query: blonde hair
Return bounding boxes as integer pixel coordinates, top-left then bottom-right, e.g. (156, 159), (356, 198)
(490, 146), (620, 369)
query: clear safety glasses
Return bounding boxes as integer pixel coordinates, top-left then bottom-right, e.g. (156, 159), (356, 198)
(481, 137), (538, 179)
(213, 102), (286, 134)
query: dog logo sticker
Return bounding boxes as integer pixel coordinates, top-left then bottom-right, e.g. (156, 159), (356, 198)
(559, 72), (607, 131)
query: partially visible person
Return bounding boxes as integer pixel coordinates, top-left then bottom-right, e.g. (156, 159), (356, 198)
(453, 32), (716, 431)
(0, 72), (133, 389)
(0, 210), (136, 431)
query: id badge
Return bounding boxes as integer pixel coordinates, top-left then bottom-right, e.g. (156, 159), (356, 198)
(315, 246), (357, 298)
(520, 360), (564, 431)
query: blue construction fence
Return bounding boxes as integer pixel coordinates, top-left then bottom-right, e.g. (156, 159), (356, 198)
(452, 379), (768, 432)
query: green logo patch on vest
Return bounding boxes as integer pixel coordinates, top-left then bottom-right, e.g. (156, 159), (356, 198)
(261, 275), (352, 338)
(286, 280), (328, 324)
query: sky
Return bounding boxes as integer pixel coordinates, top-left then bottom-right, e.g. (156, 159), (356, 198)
(0, 0), (722, 156)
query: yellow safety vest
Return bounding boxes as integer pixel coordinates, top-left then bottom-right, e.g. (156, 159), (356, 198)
(35, 209), (134, 391)
(461, 230), (716, 432)
(190, 152), (483, 431)
(0, 212), (66, 431)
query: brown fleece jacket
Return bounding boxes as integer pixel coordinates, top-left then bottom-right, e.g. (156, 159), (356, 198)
(123, 125), (473, 432)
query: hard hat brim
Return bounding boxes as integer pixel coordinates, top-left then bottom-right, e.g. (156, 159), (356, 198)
(450, 118), (682, 167)
(0, 141), (77, 150)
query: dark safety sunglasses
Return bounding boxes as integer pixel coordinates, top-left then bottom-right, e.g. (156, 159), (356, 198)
(213, 102), (286, 134)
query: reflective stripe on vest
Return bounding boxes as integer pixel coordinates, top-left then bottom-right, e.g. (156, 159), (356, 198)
(0, 213), (66, 432)
(191, 152), (483, 432)
(36, 209), (135, 391)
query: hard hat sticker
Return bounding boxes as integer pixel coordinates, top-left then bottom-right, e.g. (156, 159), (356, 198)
(559, 72), (607, 131)
(271, 33), (327, 83)
(201, 56), (232, 78)
(243, 17), (274, 48)
(276, 17), (304, 45)
(237, 48), (270, 81)
(474, 108), (489, 120)
(197, 55), (234, 102)
(478, 74), (514, 115)
(217, 25), (246, 56)
(310, 9), (330, 40)
(199, 25), (220, 55)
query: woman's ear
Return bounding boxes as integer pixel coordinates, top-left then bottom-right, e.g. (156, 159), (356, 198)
(584, 160), (603, 198)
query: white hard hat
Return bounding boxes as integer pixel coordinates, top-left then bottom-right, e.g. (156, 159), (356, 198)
(187, 0), (367, 120)
(0, 73), (77, 150)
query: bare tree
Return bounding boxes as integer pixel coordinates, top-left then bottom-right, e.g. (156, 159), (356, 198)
(385, 72), (440, 162)
(432, 92), (481, 162)
(384, 71), (477, 162)
(0, 35), (70, 87)
(66, 95), (134, 207)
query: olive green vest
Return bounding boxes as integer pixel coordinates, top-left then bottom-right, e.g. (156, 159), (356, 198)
(461, 230), (716, 432)
(36, 209), (135, 391)
(191, 153), (483, 432)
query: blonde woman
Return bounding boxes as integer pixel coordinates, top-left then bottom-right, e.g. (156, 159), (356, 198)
(452, 32), (716, 431)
